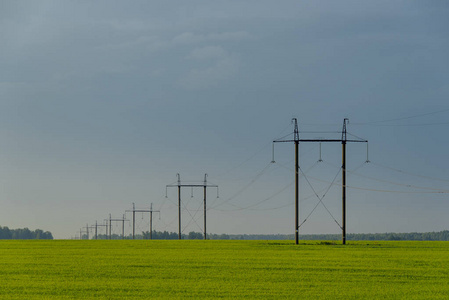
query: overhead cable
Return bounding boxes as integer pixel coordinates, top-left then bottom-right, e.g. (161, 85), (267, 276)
(209, 162), (273, 209)
(370, 161), (449, 183)
(211, 180), (294, 212)
(322, 160), (449, 192)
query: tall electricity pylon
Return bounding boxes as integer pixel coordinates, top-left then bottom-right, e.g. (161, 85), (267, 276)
(273, 118), (368, 245)
(166, 174), (218, 240)
(126, 203), (159, 239)
(105, 214), (130, 239)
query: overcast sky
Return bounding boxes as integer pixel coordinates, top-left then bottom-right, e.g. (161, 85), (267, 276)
(1, 1), (449, 239)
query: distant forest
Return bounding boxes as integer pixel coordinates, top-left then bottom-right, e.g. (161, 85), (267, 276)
(0, 226), (53, 240)
(218, 231), (449, 241)
(89, 230), (449, 241)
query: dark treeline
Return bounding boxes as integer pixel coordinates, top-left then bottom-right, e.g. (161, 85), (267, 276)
(90, 231), (188, 240)
(84, 230), (449, 241)
(91, 231), (219, 240)
(214, 231), (449, 241)
(0, 226), (53, 240)
(334, 231), (449, 241)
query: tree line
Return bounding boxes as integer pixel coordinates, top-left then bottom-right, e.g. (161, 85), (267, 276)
(0, 226), (53, 239)
(214, 231), (449, 241)
(90, 231), (199, 240)
(86, 230), (449, 241)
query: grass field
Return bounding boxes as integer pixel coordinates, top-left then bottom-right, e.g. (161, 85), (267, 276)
(0, 240), (448, 299)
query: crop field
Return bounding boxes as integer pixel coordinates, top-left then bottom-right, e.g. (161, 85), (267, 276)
(0, 240), (448, 299)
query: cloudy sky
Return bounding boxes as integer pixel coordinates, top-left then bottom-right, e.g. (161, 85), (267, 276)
(1, 1), (449, 239)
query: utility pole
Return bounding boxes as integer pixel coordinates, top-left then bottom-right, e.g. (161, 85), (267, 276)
(93, 222), (108, 240)
(109, 214), (112, 240)
(106, 214), (130, 239)
(149, 203), (161, 240)
(80, 227), (90, 240)
(166, 174), (218, 240)
(122, 214), (126, 239)
(133, 203), (135, 239)
(203, 174), (207, 240)
(178, 174), (181, 240)
(84, 224), (90, 240)
(105, 215), (111, 240)
(342, 118), (348, 245)
(104, 220), (109, 238)
(125, 203), (137, 239)
(273, 119), (300, 244)
(150, 203), (153, 239)
(273, 118), (367, 245)
(103, 215), (113, 240)
(126, 203), (157, 239)
(88, 225), (98, 240)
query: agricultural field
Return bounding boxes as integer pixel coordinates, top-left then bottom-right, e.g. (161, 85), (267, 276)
(0, 240), (448, 299)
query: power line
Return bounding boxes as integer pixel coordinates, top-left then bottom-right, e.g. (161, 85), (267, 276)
(215, 162), (335, 212)
(209, 162), (273, 210)
(370, 161), (449, 183)
(211, 180), (294, 212)
(212, 160), (332, 212)
(209, 159), (325, 212)
(321, 160), (449, 192)
(303, 174), (449, 194)
(347, 168), (449, 192)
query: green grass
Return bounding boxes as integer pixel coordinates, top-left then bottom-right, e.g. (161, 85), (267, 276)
(0, 240), (448, 299)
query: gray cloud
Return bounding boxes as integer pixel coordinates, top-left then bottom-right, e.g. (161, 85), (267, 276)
(179, 50), (240, 90)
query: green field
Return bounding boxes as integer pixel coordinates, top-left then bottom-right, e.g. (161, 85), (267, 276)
(0, 240), (448, 299)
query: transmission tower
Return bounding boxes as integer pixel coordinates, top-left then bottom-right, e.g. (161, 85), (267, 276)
(79, 226), (90, 240)
(93, 221), (108, 240)
(84, 224), (90, 240)
(273, 118), (368, 245)
(105, 214), (130, 239)
(126, 203), (159, 239)
(149, 203), (161, 240)
(166, 174), (218, 240)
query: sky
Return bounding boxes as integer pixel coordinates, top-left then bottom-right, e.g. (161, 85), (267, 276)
(1, 1), (449, 239)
